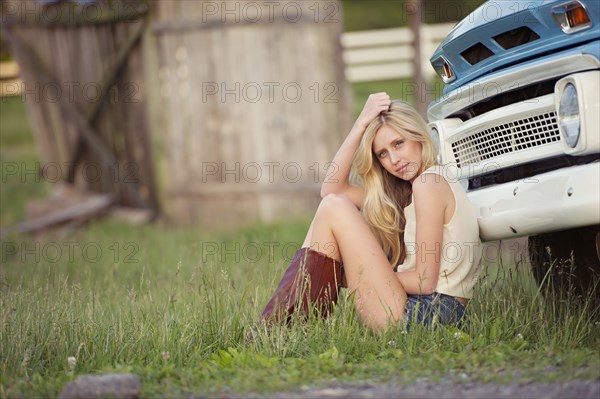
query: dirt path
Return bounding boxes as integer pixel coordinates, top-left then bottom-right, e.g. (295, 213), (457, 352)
(262, 379), (599, 399)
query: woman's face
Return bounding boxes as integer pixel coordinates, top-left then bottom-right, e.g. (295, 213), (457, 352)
(372, 124), (423, 183)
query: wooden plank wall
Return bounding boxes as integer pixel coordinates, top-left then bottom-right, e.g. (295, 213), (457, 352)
(2, 0), (158, 211)
(149, 0), (353, 228)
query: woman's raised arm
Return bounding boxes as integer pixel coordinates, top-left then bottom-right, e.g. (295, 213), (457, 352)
(320, 92), (391, 208)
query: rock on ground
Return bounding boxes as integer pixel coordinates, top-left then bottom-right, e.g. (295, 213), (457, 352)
(58, 373), (141, 399)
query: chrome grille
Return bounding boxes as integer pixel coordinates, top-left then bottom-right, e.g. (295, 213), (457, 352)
(451, 111), (560, 166)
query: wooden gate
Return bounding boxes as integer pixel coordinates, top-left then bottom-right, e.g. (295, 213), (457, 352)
(2, 0), (159, 216)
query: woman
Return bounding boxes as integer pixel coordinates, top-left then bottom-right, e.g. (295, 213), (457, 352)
(261, 93), (482, 331)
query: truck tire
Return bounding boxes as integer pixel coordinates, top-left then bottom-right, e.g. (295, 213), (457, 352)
(528, 225), (600, 298)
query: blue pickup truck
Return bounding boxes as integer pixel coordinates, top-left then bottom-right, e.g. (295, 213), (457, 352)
(427, 0), (599, 294)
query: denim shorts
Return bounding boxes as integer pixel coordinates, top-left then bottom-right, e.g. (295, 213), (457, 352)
(403, 292), (466, 329)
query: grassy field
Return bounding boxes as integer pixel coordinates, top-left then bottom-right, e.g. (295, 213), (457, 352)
(341, 0), (487, 31)
(1, 94), (599, 399)
(351, 78), (444, 117)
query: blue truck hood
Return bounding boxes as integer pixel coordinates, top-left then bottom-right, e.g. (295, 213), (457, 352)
(430, 0), (600, 95)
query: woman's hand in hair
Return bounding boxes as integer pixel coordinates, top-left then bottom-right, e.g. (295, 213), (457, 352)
(355, 92), (392, 131)
(320, 95), (387, 204)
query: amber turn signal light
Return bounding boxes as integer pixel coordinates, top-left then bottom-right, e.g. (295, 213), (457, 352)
(553, 1), (592, 34)
(567, 4), (591, 27)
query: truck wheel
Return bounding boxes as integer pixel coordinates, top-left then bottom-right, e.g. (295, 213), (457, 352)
(528, 225), (600, 298)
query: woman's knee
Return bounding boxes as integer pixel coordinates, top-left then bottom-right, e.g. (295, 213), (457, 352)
(318, 193), (358, 216)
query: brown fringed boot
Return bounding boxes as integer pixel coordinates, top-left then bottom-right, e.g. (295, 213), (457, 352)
(260, 247), (345, 324)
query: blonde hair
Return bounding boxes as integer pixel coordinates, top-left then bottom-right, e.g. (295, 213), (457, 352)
(352, 100), (437, 266)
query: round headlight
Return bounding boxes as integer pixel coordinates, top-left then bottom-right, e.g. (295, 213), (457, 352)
(429, 127), (443, 164)
(558, 83), (580, 148)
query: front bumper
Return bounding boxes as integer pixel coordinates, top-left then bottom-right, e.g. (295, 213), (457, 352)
(470, 162), (600, 241)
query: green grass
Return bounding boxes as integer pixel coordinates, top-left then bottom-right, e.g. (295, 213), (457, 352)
(0, 96), (48, 226)
(1, 92), (599, 398)
(1, 220), (599, 398)
(341, 0), (487, 31)
(350, 78), (444, 117)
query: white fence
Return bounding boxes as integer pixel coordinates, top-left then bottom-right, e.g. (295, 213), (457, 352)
(0, 61), (21, 96)
(341, 22), (456, 82)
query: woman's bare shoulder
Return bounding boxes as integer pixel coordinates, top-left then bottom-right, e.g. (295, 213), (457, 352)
(412, 172), (453, 207)
(412, 171), (451, 192)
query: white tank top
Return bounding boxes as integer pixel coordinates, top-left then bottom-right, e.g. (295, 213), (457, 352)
(396, 165), (482, 298)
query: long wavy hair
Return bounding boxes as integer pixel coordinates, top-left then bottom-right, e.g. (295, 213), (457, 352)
(352, 100), (438, 267)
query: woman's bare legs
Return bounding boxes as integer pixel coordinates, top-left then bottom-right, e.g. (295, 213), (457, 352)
(301, 194), (408, 330)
